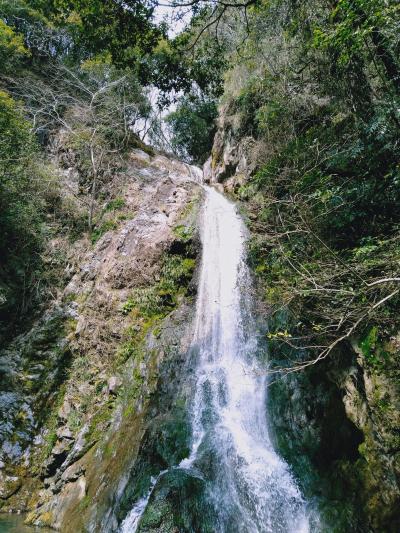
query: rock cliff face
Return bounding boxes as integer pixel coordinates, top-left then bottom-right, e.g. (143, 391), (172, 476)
(268, 339), (400, 531)
(0, 148), (202, 531)
(203, 102), (258, 192)
(2, 105), (399, 532)
(205, 109), (400, 532)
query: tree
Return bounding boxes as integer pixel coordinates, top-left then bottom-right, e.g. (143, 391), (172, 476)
(0, 19), (29, 68)
(0, 90), (46, 331)
(166, 93), (217, 164)
(26, 0), (164, 69)
(6, 57), (151, 230)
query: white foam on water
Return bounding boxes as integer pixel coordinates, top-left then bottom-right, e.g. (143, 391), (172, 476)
(186, 187), (311, 532)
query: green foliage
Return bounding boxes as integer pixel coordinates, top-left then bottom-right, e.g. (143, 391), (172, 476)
(0, 90), (46, 330)
(360, 326), (379, 363)
(235, 76), (277, 136)
(44, 430), (58, 455)
(0, 81), (83, 329)
(121, 255), (196, 320)
(359, 326), (390, 370)
(0, 19), (28, 69)
(312, 0), (400, 78)
(0, 2), (156, 335)
(0, 90), (34, 159)
(78, 494), (91, 511)
(105, 198), (125, 211)
(173, 224), (193, 243)
(119, 218), (197, 366)
(0, 0), (73, 60)
(90, 220), (118, 244)
(145, 27), (227, 100)
(21, 0), (163, 71)
(166, 94), (217, 164)
(85, 399), (114, 445)
(206, 0), (400, 384)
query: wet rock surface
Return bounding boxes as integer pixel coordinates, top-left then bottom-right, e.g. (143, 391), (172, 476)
(267, 339), (400, 532)
(137, 469), (214, 533)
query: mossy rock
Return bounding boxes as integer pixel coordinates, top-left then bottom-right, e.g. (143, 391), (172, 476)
(137, 469), (215, 533)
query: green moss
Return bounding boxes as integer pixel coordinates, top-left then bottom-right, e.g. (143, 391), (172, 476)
(67, 408), (84, 432)
(117, 213), (130, 222)
(118, 251), (196, 368)
(131, 136), (155, 156)
(91, 220), (118, 244)
(358, 441), (368, 458)
(31, 384), (68, 474)
(360, 327), (378, 360)
(103, 441), (114, 459)
(123, 405), (135, 418)
(105, 198), (125, 211)
(139, 501), (170, 528)
(117, 316), (158, 365)
(86, 400), (115, 444)
(78, 494), (91, 510)
(65, 318), (77, 335)
(173, 224), (193, 243)
(359, 327), (390, 370)
(376, 394), (391, 412)
(94, 380), (106, 394)
(44, 431), (57, 455)
(155, 415), (191, 465)
(130, 367), (145, 398)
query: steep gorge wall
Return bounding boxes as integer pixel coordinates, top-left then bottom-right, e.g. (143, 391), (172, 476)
(0, 147), (203, 531)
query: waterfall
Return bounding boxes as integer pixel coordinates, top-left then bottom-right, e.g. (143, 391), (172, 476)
(121, 186), (311, 532)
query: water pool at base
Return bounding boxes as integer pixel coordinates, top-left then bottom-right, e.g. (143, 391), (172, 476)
(0, 515), (53, 532)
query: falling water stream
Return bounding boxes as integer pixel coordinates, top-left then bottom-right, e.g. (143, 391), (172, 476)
(121, 186), (311, 532)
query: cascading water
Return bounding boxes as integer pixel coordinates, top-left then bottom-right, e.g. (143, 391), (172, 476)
(121, 185), (311, 532)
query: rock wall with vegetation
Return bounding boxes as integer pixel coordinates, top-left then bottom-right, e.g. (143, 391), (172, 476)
(0, 146), (202, 531)
(198, 1), (400, 530)
(1, 0), (400, 531)
(0, 4), (207, 528)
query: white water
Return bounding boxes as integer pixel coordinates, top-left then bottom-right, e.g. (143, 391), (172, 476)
(121, 186), (311, 532)
(120, 469), (167, 532)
